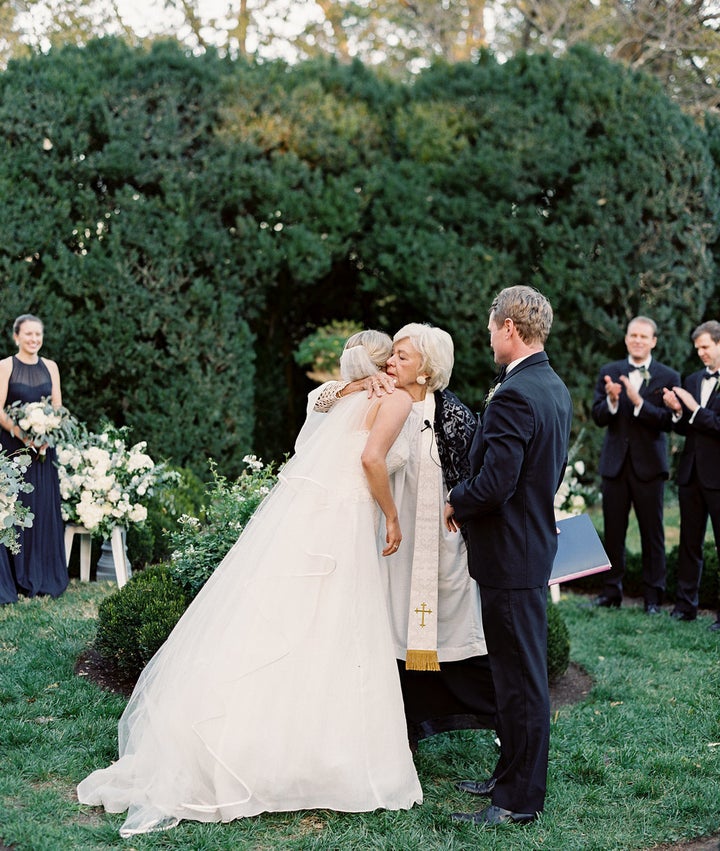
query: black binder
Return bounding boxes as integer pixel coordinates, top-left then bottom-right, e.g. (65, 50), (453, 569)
(550, 513), (611, 586)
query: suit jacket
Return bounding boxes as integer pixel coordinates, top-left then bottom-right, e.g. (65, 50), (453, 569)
(450, 352), (573, 589)
(591, 358), (680, 481)
(673, 368), (720, 489)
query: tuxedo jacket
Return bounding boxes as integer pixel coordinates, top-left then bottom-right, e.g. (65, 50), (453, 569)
(672, 368), (720, 489)
(450, 352), (573, 589)
(591, 358), (680, 481)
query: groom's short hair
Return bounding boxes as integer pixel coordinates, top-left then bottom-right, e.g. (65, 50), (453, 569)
(490, 285), (553, 345)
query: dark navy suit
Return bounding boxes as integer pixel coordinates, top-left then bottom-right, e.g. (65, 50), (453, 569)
(449, 351), (572, 815)
(591, 357), (680, 604)
(671, 368), (720, 617)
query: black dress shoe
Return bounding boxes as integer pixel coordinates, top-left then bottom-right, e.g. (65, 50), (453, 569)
(645, 604), (661, 615)
(670, 609), (696, 622)
(456, 778), (497, 796)
(451, 804), (537, 826)
(592, 595), (621, 608)
(708, 621), (720, 632)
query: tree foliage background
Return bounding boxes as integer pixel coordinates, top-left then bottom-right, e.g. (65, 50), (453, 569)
(0, 37), (718, 476)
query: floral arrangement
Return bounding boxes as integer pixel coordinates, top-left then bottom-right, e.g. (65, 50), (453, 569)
(56, 423), (178, 539)
(0, 449), (34, 553)
(554, 431), (599, 516)
(4, 396), (79, 461)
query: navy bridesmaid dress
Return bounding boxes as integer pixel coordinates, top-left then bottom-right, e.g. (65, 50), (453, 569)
(0, 356), (68, 600)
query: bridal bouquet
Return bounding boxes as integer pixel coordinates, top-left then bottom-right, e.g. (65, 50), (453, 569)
(56, 423), (178, 539)
(4, 397), (79, 460)
(0, 450), (34, 552)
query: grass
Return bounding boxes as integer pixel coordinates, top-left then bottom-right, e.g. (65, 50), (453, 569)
(1, 580), (719, 851)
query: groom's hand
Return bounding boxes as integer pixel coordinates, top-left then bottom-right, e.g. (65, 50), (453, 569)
(444, 502), (460, 533)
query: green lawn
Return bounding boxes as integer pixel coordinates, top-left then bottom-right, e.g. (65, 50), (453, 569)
(1, 579), (719, 850)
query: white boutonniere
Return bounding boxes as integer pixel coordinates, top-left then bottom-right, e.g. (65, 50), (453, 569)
(639, 366), (651, 386)
(483, 382), (501, 409)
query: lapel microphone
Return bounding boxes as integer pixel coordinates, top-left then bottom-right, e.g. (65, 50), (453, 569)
(422, 420), (432, 432)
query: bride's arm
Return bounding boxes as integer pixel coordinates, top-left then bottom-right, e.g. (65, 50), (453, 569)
(313, 374), (396, 412)
(361, 391), (412, 556)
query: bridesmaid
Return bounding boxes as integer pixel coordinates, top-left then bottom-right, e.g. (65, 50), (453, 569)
(0, 314), (68, 601)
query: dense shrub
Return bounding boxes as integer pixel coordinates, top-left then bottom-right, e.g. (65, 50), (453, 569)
(94, 564), (188, 679)
(547, 600), (571, 682)
(1, 40), (717, 469)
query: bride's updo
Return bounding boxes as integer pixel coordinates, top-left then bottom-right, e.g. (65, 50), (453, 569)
(340, 330), (393, 382)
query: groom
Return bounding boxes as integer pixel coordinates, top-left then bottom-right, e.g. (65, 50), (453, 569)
(444, 285), (572, 825)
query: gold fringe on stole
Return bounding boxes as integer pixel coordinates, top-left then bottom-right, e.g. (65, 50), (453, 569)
(405, 649), (441, 672)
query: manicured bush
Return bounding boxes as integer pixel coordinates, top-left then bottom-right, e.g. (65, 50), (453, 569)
(1, 40), (717, 471)
(547, 599), (571, 682)
(94, 563), (188, 679)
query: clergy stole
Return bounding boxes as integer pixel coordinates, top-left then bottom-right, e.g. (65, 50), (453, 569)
(405, 393), (441, 671)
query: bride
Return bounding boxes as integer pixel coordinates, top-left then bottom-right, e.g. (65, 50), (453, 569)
(77, 330), (425, 836)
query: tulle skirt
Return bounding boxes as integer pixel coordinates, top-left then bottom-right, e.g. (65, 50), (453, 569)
(78, 397), (422, 835)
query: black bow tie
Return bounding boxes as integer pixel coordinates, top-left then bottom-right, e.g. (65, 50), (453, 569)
(705, 369), (718, 379)
(629, 364), (646, 372)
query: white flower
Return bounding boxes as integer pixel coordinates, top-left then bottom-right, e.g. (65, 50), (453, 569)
(243, 454), (264, 470)
(128, 504), (147, 523)
(55, 423), (174, 539)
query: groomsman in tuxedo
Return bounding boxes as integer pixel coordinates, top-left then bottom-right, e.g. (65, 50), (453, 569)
(662, 320), (720, 630)
(591, 317), (680, 613)
(444, 286), (572, 826)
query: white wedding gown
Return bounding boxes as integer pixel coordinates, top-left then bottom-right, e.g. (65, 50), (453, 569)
(77, 392), (422, 836)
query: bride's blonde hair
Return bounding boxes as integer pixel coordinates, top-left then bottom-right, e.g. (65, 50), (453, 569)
(340, 330), (393, 381)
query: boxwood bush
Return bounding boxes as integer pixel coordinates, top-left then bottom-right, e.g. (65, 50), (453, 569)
(94, 564), (188, 680)
(547, 600), (571, 682)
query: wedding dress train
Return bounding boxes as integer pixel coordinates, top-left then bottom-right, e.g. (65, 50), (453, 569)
(77, 393), (423, 835)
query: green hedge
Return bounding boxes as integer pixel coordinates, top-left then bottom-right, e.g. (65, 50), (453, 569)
(547, 600), (571, 682)
(94, 563), (188, 679)
(1, 40), (717, 471)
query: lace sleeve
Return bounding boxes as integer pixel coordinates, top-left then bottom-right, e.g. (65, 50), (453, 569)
(313, 381), (351, 412)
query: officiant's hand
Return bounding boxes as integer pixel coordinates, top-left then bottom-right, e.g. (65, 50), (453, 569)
(363, 373), (396, 398)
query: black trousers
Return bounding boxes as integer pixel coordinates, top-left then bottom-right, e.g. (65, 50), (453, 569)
(479, 585), (549, 814)
(675, 469), (720, 615)
(601, 459), (666, 604)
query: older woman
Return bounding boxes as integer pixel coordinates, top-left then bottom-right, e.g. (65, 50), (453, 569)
(316, 324), (495, 749)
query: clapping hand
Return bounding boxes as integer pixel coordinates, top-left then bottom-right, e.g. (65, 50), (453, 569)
(667, 385), (699, 414)
(619, 374), (642, 407)
(603, 374), (622, 406)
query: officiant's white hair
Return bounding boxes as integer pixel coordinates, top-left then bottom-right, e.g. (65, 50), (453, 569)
(393, 323), (454, 392)
(340, 330), (393, 381)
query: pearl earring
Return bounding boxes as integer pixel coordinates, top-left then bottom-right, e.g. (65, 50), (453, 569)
(416, 375), (427, 385)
